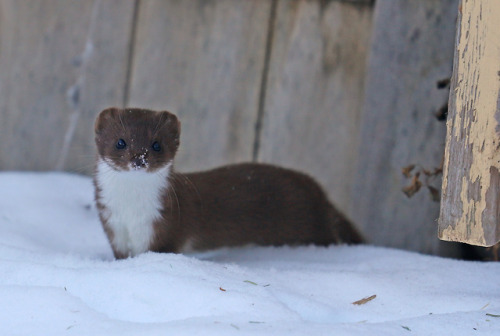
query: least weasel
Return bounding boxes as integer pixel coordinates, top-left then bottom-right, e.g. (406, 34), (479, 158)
(94, 108), (364, 259)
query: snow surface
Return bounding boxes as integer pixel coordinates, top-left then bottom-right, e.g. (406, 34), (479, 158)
(0, 171), (499, 335)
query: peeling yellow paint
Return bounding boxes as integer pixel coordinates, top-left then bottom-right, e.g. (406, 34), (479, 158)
(440, 0), (500, 246)
(441, 178), (487, 246)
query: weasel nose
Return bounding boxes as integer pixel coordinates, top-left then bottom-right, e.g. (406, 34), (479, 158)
(131, 155), (148, 170)
(134, 158), (146, 167)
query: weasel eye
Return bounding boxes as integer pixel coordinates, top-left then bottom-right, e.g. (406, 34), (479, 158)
(152, 141), (161, 152)
(116, 139), (126, 149)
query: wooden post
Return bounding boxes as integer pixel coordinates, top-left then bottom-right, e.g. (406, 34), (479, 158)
(439, 0), (500, 246)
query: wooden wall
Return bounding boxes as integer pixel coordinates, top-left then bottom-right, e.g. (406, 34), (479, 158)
(0, 0), (464, 255)
(128, 0), (272, 171)
(350, 0), (459, 255)
(0, 0), (135, 173)
(258, 1), (373, 213)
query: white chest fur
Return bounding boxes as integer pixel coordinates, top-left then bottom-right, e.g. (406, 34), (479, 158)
(95, 160), (171, 257)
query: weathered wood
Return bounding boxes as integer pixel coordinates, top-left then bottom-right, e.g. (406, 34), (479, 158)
(0, 0), (135, 174)
(257, 0), (374, 213)
(439, 0), (500, 247)
(349, 0), (459, 254)
(128, 0), (271, 172)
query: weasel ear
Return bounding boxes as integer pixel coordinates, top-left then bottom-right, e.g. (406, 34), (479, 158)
(95, 107), (120, 134)
(160, 110), (181, 133)
(159, 110), (181, 147)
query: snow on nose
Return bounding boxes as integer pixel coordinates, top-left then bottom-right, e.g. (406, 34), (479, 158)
(131, 150), (149, 170)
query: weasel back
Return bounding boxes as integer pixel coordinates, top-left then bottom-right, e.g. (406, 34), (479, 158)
(165, 163), (364, 252)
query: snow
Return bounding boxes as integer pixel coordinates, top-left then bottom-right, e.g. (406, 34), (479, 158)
(0, 172), (499, 335)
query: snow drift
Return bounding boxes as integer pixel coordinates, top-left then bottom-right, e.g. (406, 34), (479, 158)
(0, 172), (498, 335)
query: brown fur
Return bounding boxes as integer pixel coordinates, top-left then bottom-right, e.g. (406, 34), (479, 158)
(94, 108), (364, 258)
(94, 107), (180, 172)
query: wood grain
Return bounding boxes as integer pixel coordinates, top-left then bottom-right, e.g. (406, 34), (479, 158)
(257, 0), (374, 213)
(127, 0), (271, 173)
(349, 0), (458, 254)
(439, 0), (500, 246)
(0, 0), (135, 174)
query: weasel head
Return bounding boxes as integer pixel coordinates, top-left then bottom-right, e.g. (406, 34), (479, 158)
(95, 107), (180, 173)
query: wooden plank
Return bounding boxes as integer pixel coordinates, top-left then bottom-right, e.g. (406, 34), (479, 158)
(128, 0), (271, 172)
(349, 0), (459, 254)
(257, 0), (374, 213)
(61, 0), (138, 175)
(439, 0), (500, 247)
(0, 0), (135, 174)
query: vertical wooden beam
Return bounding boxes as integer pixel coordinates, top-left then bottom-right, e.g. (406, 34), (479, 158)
(439, 0), (500, 246)
(128, 0), (271, 172)
(0, 0), (135, 174)
(258, 0), (374, 213)
(350, 0), (458, 254)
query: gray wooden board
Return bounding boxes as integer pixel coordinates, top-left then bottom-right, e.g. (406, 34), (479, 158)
(128, 0), (271, 173)
(257, 0), (374, 214)
(0, 0), (135, 174)
(349, 0), (459, 254)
